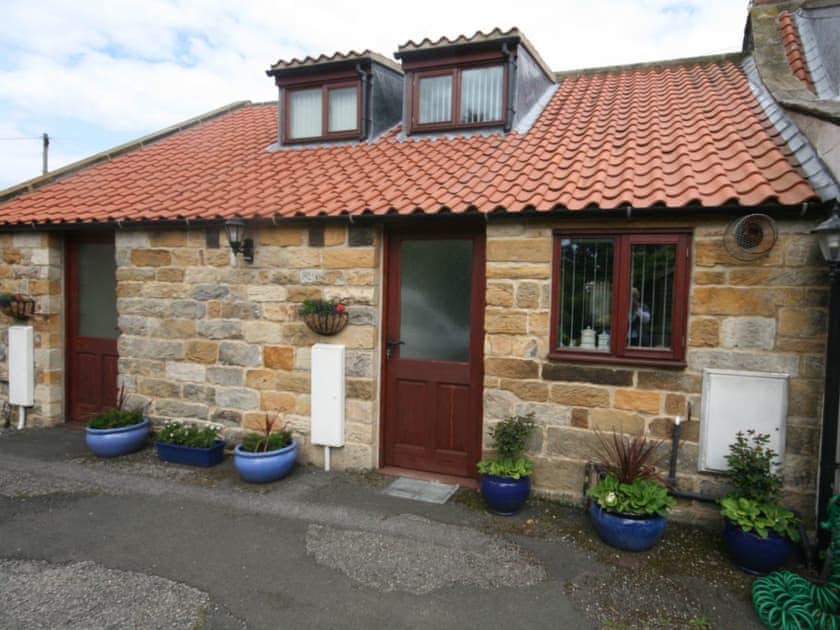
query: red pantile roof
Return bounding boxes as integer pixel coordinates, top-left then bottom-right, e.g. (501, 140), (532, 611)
(0, 56), (820, 226)
(778, 11), (817, 94)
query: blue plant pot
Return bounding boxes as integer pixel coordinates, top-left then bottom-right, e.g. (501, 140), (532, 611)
(723, 518), (794, 575)
(589, 503), (667, 551)
(85, 418), (149, 458)
(155, 440), (226, 467)
(234, 440), (298, 483)
(480, 474), (531, 515)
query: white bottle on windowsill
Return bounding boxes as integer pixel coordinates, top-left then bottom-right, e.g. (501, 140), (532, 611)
(581, 327), (596, 350)
(597, 331), (610, 351)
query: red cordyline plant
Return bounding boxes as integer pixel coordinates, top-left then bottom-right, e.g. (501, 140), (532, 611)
(242, 413), (292, 453)
(592, 429), (668, 484)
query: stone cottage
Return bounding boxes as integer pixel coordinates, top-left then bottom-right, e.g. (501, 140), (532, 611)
(1, 5), (838, 520)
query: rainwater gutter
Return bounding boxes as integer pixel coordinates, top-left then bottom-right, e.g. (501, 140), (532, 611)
(356, 63), (370, 141)
(502, 42), (517, 132)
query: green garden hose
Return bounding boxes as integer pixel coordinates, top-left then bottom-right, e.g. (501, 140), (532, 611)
(753, 495), (840, 629)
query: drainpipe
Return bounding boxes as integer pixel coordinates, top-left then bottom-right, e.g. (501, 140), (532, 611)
(356, 64), (370, 141)
(501, 43), (517, 132)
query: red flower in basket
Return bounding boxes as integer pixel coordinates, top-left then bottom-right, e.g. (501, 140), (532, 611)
(335, 304), (346, 314)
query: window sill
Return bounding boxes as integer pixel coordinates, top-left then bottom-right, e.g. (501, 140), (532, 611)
(546, 350), (687, 370)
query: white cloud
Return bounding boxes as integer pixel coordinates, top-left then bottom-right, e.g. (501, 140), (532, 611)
(0, 0), (751, 188)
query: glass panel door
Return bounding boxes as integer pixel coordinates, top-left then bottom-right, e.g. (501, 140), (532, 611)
(77, 242), (118, 339)
(399, 239), (472, 361)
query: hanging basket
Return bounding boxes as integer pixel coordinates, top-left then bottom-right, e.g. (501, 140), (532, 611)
(0, 297), (35, 322)
(302, 312), (349, 336)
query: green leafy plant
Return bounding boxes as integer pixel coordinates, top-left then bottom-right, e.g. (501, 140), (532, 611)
(299, 298), (347, 316)
(476, 413), (536, 479)
(588, 430), (673, 516)
(589, 474), (675, 517)
(720, 495), (800, 542)
(156, 422), (221, 448)
(240, 414), (292, 453)
(86, 384), (145, 429)
(724, 430), (783, 503)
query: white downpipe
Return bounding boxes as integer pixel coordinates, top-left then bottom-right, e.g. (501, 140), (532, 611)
(324, 446), (331, 472)
(17, 406), (25, 430)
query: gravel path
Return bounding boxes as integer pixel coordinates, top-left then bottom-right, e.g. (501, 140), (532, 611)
(0, 559), (210, 629)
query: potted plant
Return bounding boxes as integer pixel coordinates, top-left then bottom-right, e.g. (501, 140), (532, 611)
(587, 430), (675, 551)
(477, 413), (537, 515)
(154, 421), (226, 467)
(300, 298), (348, 336)
(85, 387), (149, 458)
(234, 414), (297, 483)
(719, 430), (800, 575)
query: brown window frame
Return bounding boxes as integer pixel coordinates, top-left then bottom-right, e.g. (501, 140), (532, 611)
(548, 229), (692, 368)
(409, 61), (507, 133)
(283, 79), (362, 143)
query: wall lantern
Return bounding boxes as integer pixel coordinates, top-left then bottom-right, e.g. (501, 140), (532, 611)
(224, 218), (254, 263)
(813, 201), (840, 548)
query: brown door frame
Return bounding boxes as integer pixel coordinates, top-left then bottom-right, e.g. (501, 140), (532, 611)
(378, 221), (486, 478)
(65, 231), (119, 424)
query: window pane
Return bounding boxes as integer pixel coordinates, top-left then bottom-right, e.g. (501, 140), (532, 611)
(78, 242), (118, 339)
(288, 88), (322, 139)
(557, 239), (614, 352)
(399, 239), (472, 362)
(418, 75), (452, 124)
(460, 65), (503, 123)
(328, 87), (357, 132)
(628, 244), (676, 349)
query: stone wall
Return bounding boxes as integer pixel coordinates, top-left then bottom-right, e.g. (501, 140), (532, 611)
(115, 223), (380, 468)
(483, 215), (827, 521)
(0, 232), (64, 426)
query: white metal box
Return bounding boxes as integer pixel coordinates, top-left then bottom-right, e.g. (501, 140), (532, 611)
(9, 325), (34, 406)
(698, 368), (788, 472)
(310, 344), (345, 447)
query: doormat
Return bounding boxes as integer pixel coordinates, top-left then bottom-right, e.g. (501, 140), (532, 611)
(382, 477), (459, 504)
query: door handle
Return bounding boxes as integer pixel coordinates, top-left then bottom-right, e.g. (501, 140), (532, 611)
(386, 338), (405, 359)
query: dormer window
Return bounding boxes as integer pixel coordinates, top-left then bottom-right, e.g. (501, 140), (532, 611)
(286, 83), (360, 141)
(414, 64), (504, 129)
(267, 52), (404, 147)
(396, 28), (556, 137)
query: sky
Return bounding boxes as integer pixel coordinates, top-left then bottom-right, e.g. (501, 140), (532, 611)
(0, 0), (750, 190)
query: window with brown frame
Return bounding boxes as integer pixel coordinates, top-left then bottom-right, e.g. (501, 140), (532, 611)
(549, 230), (691, 366)
(285, 81), (361, 142)
(410, 63), (506, 132)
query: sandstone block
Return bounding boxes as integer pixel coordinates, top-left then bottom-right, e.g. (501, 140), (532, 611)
(156, 268), (185, 283)
(689, 318), (719, 347)
(614, 389), (661, 414)
(165, 362), (206, 382)
(198, 319), (243, 340)
(346, 351), (374, 378)
(258, 226), (305, 246)
(206, 366), (245, 386)
(219, 341), (262, 367)
(324, 224), (346, 246)
(486, 282), (514, 307)
(183, 384), (215, 405)
(516, 282), (541, 308)
(688, 350), (799, 377)
(211, 409), (243, 426)
(264, 346), (295, 370)
(721, 317), (776, 350)
(322, 248), (376, 268)
(636, 371), (701, 393)
(693, 270), (726, 285)
(530, 457), (586, 496)
(170, 300), (206, 319)
(778, 308), (827, 338)
(154, 399), (209, 420)
(130, 249), (171, 267)
(215, 387), (260, 410)
(347, 378), (375, 401)
(149, 231), (187, 247)
(185, 340), (218, 364)
(275, 371), (311, 393)
(485, 310), (528, 334)
(138, 378), (180, 398)
(261, 391), (297, 412)
(665, 393), (687, 416)
(192, 285), (229, 301)
(692, 287), (774, 316)
(486, 263), (551, 279)
(119, 337), (183, 360)
(549, 384), (610, 408)
(243, 321), (284, 344)
(153, 318), (196, 339)
(484, 388), (519, 420)
(570, 408), (589, 428)
(287, 286), (323, 302)
(590, 409), (644, 434)
(246, 369), (275, 390)
(485, 358), (539, 379)
(487, 239), (552, 262)
(542, 363), (633, 387)
(499, 378), (548, 402)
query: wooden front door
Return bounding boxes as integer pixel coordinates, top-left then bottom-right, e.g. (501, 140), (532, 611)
(381, 227), (485, 478)
(66, 234), (119, 423)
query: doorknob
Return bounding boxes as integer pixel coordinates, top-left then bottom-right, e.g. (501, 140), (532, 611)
(386, 338), (405, 359)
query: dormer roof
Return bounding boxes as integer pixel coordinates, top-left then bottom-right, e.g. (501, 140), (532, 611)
(267, 50), (403, 76)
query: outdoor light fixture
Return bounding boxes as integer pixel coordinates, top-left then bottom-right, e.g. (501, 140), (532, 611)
(813, 201), (840, 548)
(224, 218), (254, 263)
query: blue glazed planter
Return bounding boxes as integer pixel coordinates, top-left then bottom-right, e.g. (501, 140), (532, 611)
(723, 518), (794, 575)
(155, 440), (226, 467)
(589, 503), (667, 551)
(86, 418), (150, 458)
(480, 474), (531, 515)
(234, 440), (297, 483)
